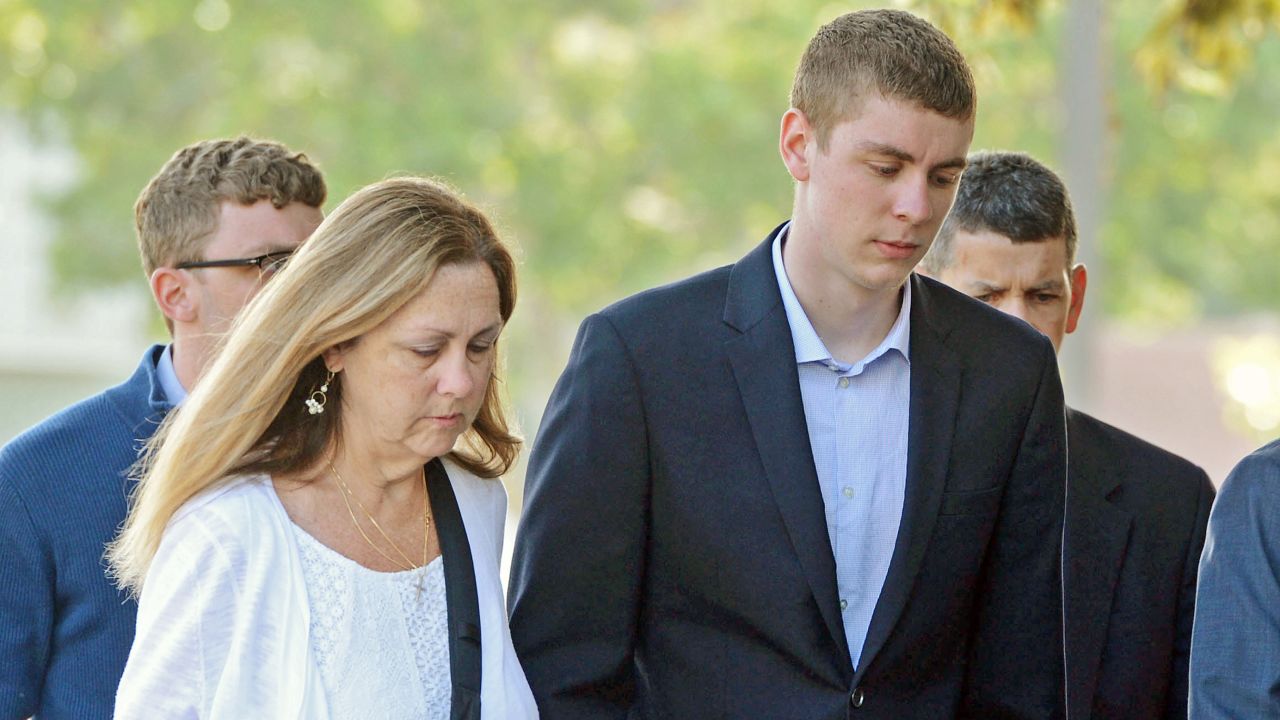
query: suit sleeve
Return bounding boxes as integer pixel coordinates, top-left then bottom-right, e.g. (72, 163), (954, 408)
(1166, 469), (1214, 720)
(961, 338), (1067, 720)
(0, 472), (50, 720)
(507, 313), (650, 719)
(1189, 449), (1280, 719)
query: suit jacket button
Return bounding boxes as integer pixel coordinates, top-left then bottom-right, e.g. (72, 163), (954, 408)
(850, 687), (865, 708)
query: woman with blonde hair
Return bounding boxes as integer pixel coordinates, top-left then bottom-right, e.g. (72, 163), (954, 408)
(109, 176), (538, 719)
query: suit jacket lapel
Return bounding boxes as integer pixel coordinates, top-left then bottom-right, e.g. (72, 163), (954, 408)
(724, 229), (851, 668)
(1063, 411), (1133, 720)
(427, 459), (483, 720)
(857, 275), (961, 679)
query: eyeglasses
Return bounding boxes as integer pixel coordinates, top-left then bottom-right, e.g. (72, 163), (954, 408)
(175, 250), (295, 278)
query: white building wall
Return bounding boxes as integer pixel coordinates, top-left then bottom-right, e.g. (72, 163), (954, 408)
(0, 115), (149, 443)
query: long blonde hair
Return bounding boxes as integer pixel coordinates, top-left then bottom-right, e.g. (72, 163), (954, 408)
(109, 176), (520, 594)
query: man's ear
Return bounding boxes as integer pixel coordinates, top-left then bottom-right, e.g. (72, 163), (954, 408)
(779, 108), (814, 182)
(1065, 263), (1088, 335)
(150, 268), (198, 326)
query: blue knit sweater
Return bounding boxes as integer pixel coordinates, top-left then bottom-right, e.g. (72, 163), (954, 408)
(0, 345), (173, 719)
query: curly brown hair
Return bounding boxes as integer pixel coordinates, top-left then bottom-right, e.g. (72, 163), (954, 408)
(135, 136), (326, 276)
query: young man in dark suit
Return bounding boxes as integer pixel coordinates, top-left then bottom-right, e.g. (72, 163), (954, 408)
(0, 138), (325, 719)
(922, 150), (1215, 720)
(509, 11), (1068, 719)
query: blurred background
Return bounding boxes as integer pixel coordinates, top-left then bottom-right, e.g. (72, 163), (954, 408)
(2, 0), (1278, 529)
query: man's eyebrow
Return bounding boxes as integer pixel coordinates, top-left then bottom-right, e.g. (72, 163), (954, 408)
(855, 142), (968, 172)
(968, 280), (1005, 293)
(1026, 279), (1067, 293)
(858, 142), (914, 163)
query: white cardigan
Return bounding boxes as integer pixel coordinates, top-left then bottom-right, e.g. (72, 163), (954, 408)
(115, 459), (538, 719)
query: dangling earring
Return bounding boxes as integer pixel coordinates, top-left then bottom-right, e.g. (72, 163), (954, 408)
(306, 370), (335, 415)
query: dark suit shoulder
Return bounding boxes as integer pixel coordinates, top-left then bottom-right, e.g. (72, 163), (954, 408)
(598, 262), (734, 329)
(912, 273), (1059, 391)
(1066, 408), (1214, 528)
(915, 273), (1056, 351)
(561, 263), (740, 387)
(1068, 409), (1211, 488)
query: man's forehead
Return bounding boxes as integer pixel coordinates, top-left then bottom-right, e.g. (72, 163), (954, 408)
(953, 229), (1070, 262)
(209, 199), (321, 253)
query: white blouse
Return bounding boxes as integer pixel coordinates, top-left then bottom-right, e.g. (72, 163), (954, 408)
(115, 459), (539, 719)
(292, 524), (451, 719)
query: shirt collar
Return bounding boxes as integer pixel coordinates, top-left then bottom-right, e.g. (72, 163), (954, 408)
(771, 222), (912, 370)
(156, 344), (190, 406)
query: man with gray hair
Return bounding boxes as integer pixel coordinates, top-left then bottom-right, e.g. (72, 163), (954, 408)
(922, 150), (1214, 720)
(0, 137), (325, 719)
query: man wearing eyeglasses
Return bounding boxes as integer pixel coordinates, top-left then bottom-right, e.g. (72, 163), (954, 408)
(0, 137), (325, 720)
(150, 155), (324, 392)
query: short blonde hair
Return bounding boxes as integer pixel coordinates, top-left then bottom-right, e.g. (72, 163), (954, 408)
(789, 9), (976, 149)
(110, 176), (519, 593)
(135, 136), (327, 275)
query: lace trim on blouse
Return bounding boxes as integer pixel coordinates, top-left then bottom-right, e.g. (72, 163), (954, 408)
(293, 523), (451, 719)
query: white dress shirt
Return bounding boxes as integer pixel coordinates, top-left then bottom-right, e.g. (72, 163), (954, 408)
(772, 227), (911, 670)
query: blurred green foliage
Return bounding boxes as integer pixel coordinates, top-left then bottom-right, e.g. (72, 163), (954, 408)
(912, 0), (1280, 323)
(1, 0), (1277, 333)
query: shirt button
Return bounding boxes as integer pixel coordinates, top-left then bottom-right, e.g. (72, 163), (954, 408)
(842, 486), (854, 499)
(840, 598), (848, 611)
(850, 687), (865, 708)
(838, 377), (850, 389)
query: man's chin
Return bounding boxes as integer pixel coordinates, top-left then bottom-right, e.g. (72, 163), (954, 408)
(856, 265), (915, 294)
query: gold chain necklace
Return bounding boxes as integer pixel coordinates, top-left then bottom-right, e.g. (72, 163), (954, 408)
(328, 460), (433, 600)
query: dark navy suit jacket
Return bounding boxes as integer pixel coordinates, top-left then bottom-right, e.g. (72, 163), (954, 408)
(1063, 409), (1214, 720)
(509, 227), (1069, 719)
